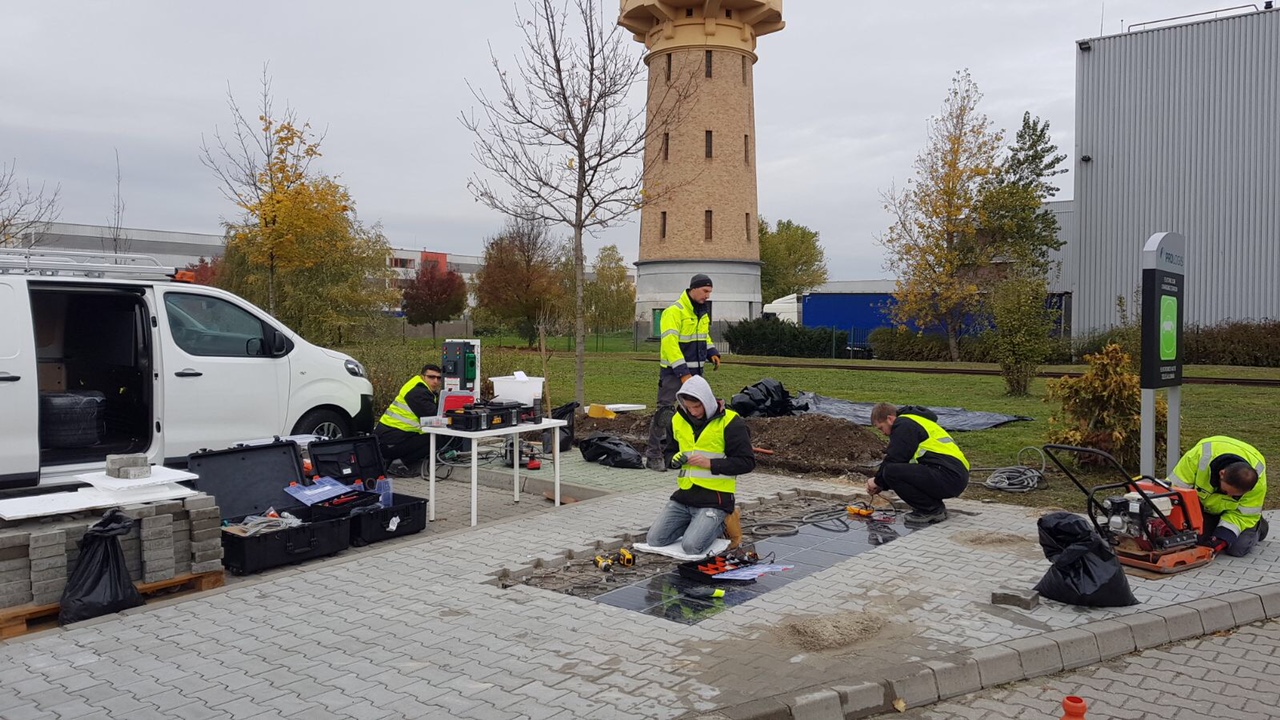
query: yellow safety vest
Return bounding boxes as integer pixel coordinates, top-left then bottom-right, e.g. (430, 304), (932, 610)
(672, 409), (738, 494)
(659, 292), (716, 375)
(1169, 436), (1267, 534)
(900, 413), (970, 470)
(378, 376), (434, 433)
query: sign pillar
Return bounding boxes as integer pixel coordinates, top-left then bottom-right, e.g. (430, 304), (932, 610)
(1139, 232), (1185, 478)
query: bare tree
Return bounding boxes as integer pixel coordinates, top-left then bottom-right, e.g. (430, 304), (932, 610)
(102, 149), (131, 256)
(461, 0), (694, 405)
(0, 160), (60, 248)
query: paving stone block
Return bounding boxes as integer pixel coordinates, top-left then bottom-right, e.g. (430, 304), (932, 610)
(188, 508), (221, 523)
(121, 504), (157, 518)
(105, 453), (149, 474)
(144, 569), (176, 583)
(991, 588), (1039, 610)
(0, 556), (31, 572)
(115, 466), (152, 480)
(30, 564), (67, 583)
(1246, 584), (1280, 620)
(0, 532), (31, 549)
(922, 655), (982, 700)
(833, 681), (888, 718)
(183, 495), (217, 511)
(719, 697), (790, 720)
(190, 538), (222, 553)
(191, 549), (223, 564)
(787, 688), (842, 720)
(1044, 627), (1101, 670)
(1119, 612), (1172, 649)
(153, 501), (186, 516)
(1080, 618), (1137, 660)
(142, 527), (175, 541)
(0, 588), (34, 608)
(1186, 597), (1235, 634)
(1151, 605), (1204, 642)
(141, 514), (172, 528)
(1006, 635), (1062, 678)
(1218, 590), (1267, 626)
(29, 556), (66, 574)
(190, 527), (221, 542)
(191, 560), (224, 574)
(28, 531), (66, 550)
(880, 664), (939, 708)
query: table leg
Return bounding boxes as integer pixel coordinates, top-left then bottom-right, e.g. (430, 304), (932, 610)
(513, 432), (521, 503)
(470, 437), (479, 527)
(428, 433), (437, 521)
(553, 431), (561, 507)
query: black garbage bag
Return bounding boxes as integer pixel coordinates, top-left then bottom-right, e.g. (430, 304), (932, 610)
(59, 509), (145, 624)
(1033, 512), (1138, 607)
(729, 378), (794, 418)
(578, 432), (644, 469)
(543, 402), (580, 453)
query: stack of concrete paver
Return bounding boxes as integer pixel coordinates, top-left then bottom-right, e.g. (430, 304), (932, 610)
(0, 493), (224, 612)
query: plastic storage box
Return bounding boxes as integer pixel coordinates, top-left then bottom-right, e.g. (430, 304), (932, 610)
(188, 440), (350, 575)
(307, 435), (428, 546)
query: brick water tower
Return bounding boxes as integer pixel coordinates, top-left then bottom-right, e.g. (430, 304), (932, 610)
(618, 0), (785, 328)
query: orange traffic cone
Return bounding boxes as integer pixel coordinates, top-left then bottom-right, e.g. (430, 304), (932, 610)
(1061, 695), (1087, 720)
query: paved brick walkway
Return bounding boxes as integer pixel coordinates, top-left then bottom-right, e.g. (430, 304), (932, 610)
(887, 619), (1280, 720)
(0, 465), (1275, 720)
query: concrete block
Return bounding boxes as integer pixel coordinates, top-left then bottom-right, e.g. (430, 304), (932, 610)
(190, 528), (221, 543)
(0, 557), (32, 573)
(31, 579), (66, 596)
(1250, 583), (1280, 619)
(191, 549), (223, 564)
(1006, 635), (1063, 678)
(922, 655), (982, 700)
(142, 527), (175, 541)
(183, 495), (217, 511)
(1151, 605), (1204, 642)
(105, 453), (149, 474)
(0, 532), (31, 549)
(0, 589), (34, 608)
(1080, 618), (1136, 660)
(1044, 627), (1101, 670)
(1186, 597), (1235, 634)
(1119, 612), (1172, 649)
(991, 588), (1039, 610)
(787, 688), (843, 720)
(190, 521), (222, 534)
(28, 531), (66, 550)
(121, 505), (156, 519)
(30, 556), (65, 574)
(880, 664), (939, 708)
(1222, 590), (1267, 626)
(30, 565), (67, 583)
(115, 466), (152, 480)
(188, 508), (221, 523)
(190, 560), (224, 574)
(833, 681), (888, 718)
(190, 538), (222, 553)
(969, 644), (1024, 688)
(719, 698), (791, 720)
(141, 514), (172, 528)
(153, 501), (186, 516)
(143, 570), (175, 583)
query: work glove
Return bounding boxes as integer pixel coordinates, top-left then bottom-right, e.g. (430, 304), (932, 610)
(710, 356), (721, 370)
(669, 452), (687, 469)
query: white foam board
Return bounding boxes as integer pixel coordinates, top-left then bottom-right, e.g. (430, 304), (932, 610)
(0, 484), (197, 521)
(77, 465), (198, 491)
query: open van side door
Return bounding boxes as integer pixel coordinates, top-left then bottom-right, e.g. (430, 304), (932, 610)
(0, 278), (39, 489)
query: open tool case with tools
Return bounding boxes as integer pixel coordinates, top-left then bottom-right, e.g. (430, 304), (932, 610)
(307, 435), (427, 546)
(444, 399), (524, 431)
(188, 440), (350, 575)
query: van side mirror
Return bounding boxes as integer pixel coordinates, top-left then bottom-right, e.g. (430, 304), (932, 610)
(269, 330), (288, 357)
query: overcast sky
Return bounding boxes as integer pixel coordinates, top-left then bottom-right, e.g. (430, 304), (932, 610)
(1, 1), (1239, 280)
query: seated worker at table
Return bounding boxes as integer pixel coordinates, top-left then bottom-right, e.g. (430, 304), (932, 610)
(866, 403), (970, 526)
(1168, 436), (1269, 557)
(375, 363), (454, 475)
(645, 376), (756, 556)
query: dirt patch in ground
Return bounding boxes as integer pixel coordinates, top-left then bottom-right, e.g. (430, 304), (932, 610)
(952, 530), (1034, 548)
(775, 612), (886, 651)
(575, 411), (885, 476)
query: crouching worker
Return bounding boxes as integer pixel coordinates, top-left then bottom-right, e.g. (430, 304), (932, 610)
(645, 376), (756, 556)
(375, 363), (449, 476)
(867, 403), (969, 526)
(1168, 436), (1268, 557)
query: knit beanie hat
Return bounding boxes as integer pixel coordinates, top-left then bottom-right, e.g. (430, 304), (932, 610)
(689, 274), (713, 290)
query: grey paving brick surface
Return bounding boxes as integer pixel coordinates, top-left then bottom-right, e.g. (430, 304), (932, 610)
(0, 464), (1275, 720)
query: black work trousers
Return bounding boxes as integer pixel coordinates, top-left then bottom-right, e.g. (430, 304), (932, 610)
(645, 373), (685, 460)
(880, 462), (968, 514)
(377, 431), (459, 468)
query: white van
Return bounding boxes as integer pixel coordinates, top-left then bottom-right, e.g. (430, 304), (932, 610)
(0, 248), (374, 490)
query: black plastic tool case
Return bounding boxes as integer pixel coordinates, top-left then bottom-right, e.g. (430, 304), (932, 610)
(188, 440), (351, 575)
(307, 435), (428, 546)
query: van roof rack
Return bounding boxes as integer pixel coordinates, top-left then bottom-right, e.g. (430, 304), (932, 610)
(0, 247), (178, 278)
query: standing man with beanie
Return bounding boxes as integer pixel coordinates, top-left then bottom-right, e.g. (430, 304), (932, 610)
(866, 403), (970, 526)
(645, 273), (721, 472)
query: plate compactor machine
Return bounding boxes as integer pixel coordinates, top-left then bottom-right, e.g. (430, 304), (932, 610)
(1044, 444), (1215, 574)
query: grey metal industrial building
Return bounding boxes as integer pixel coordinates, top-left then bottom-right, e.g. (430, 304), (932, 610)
(1056, 5), (1280, 333)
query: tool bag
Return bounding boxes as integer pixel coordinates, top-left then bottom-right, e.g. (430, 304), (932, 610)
(1033, 512), (1138, 607)
(578, 432), (644, 469)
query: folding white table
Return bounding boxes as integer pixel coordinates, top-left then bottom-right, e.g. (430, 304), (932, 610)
(421, 418), (568, 527)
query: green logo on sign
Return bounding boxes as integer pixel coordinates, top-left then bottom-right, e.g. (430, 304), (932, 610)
(1160, 295), (1178, 360)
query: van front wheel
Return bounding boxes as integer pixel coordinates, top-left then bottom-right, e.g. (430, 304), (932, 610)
(293, 409), (351, 440)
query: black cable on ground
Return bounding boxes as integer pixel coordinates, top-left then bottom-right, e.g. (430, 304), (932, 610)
(975, 446), (1047, 493)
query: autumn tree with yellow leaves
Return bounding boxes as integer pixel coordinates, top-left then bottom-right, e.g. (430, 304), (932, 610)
(879, 70), (1004, 361)
(201, 74), (395, 344)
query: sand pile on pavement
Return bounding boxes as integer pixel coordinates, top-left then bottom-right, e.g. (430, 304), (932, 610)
(777, 612), (885, 651)
(953, 530), (1034, 547)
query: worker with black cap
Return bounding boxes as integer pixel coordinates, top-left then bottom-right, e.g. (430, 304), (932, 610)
(645, 273), (721, 471)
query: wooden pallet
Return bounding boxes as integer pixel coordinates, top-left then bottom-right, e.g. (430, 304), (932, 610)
(0, 570), (225, 640)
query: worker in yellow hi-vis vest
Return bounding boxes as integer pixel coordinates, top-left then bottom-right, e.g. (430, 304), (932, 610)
(645, 376), (755, 556)
(866, 402), (970, 526)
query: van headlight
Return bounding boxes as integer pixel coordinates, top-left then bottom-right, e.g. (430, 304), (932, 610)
(344, 359), (367, 378)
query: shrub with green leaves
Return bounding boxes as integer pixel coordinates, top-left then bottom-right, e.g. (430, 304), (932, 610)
(1046, 344), (1165, 469)
(724, 317), (848, 358)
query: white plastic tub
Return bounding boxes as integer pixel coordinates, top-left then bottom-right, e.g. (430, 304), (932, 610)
(491, 375), (545, 407)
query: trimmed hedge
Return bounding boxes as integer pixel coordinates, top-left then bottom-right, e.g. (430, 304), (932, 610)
(867, 327), (1072, 363)
(723, 317), (849, 358)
